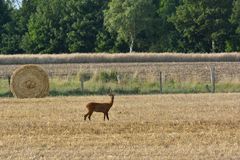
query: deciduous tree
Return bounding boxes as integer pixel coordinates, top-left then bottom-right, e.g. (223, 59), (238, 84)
(104, 0), (155, 53)
(172, 0), (233, 52)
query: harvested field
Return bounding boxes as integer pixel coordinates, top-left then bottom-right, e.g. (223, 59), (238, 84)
(1, 94), (240, 159)
(1, 62), (240, 82)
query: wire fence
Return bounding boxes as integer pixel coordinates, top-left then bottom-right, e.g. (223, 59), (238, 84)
(2, 64), (239, 97)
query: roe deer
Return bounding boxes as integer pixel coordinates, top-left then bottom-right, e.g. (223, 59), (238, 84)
(84, 94), (114, 121)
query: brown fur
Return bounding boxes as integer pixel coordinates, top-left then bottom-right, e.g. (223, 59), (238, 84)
(84, 94), (114, 121)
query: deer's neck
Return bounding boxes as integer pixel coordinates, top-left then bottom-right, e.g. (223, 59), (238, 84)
(110, 96), (114, 107)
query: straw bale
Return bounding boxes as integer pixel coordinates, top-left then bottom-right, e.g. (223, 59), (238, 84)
(10, 65), (49, 98)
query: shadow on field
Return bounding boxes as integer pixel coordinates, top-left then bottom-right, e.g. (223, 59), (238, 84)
(0, 88), (206, 98)
(0, 89), (157, 98)
(49, 88), (147, 96)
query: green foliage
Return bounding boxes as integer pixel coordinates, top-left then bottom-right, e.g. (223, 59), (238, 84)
(21, 0), (68, 53)
(0, 0), (13, 54)
(104, 0), (155, 52)
(20, 0), (108, 53)
(17, 0), (39, 33)
(150, 0), (181, 52)
(171, 0), (233, 52)
(78, 72), (92, 82)
(230, 0), (240, 51)
(0, 21), (22, 53)
(65, 0), (107, 52)
(231, 0), (240, 34)
(95, 29), (129, 53)
(0, 0), (11, 32)
(94, 71), (118, 83)
(1, 0), (240, 53)
(95, 29), (115, 52)
(1, 0), (41, 54)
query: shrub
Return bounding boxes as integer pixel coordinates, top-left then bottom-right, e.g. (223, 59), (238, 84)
(78, 72), (92, 82)
(95, 71), (118, 83)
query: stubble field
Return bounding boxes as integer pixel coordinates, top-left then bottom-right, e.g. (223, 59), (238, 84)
(1, 94), (240, 159)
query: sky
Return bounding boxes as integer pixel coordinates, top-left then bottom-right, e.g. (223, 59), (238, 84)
(13, 0), (22, 8)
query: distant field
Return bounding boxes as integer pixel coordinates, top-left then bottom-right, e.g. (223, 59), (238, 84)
(1, 62), (240, 83)
(1, 94), (240, 159)
(0, 53), (240, 65)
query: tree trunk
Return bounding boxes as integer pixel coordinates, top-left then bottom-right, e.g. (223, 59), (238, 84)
(210, 66), (216, 93)
(129, 35), (134, 53)
(211, 40), (215, 53)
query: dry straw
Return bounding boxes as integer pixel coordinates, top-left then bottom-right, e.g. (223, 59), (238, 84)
(10, 65), (49, 98)
(0, 53), (240, 64)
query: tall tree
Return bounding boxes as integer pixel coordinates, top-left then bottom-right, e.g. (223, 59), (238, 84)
(230, 0), (240, 51)
(104, 0), (155, 53)
(95, 0), (129, 53)
(150, 0), (180, 52)
(21, 0), (68, 53)
(172, 0), (233, 52)
(0, 0), (11, 31)
(0, 0), (40, 54)
(0, 0), (16, 54)
(95, 29), (129, 53)
(17, 0), (39, 33)
(65, 0), (107, 52)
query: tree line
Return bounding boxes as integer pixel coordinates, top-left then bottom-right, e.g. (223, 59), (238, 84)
(0, 0), (240, 54)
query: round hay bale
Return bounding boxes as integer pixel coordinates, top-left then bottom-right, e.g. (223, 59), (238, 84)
(10, 65), (49, 98)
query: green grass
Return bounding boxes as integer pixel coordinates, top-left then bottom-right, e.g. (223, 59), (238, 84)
(1, 73), (240, 97)
(0, 79), (12, 97)
(48, 76), (240, 96)
(215, 83), (240, 92)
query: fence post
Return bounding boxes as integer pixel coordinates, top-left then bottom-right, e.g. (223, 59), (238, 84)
(159, 72), (163, 94)
(8, 75), (11, 88)
(80, 79), (84, 92)
(117, 74), (121, 84)
(210, 66), (216, 93)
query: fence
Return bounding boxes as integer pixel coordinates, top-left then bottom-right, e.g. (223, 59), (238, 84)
(0, 64), (240, 95)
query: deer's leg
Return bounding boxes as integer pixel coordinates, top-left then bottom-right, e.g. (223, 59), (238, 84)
(106, 112), (109, 120)
(88, 111), (93, 120)
(104, 113), (106, 121)
(84, 112), (89, 121)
